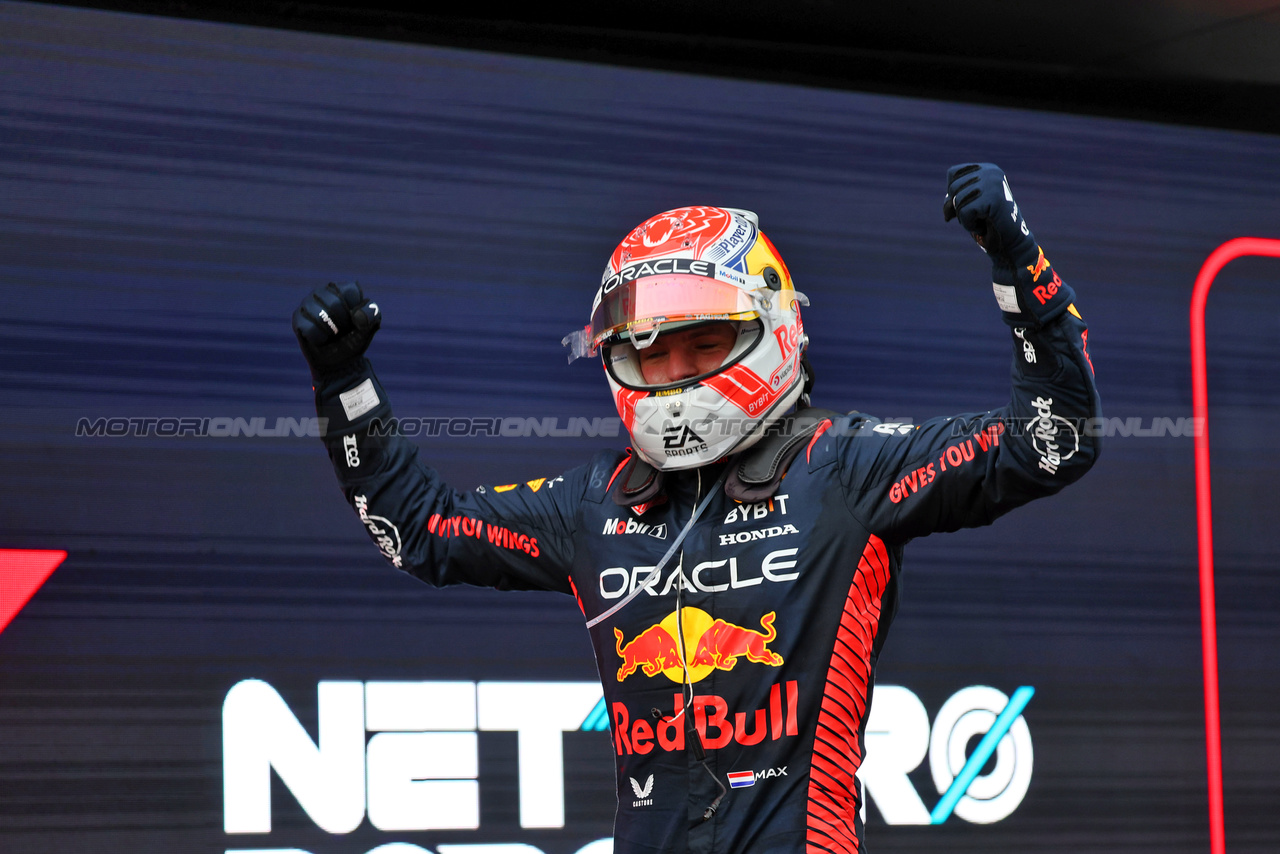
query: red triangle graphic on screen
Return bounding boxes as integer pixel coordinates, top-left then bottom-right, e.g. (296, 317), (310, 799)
(0, 549), (68, 636)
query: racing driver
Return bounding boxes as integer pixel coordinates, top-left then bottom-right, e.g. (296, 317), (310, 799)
(292, 164), (1100, 853)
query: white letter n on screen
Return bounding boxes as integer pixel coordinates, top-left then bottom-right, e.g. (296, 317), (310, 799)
(222, 679), (365, 834)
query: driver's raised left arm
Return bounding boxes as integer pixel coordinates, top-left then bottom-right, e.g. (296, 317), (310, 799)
(841, 164), (1101, 541)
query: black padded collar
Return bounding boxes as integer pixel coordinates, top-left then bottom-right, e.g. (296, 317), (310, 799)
(612, 453), (665, 507)
(723, 408), (841, 502)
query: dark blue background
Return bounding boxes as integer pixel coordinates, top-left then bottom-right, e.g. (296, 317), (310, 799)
(1, 1), (1279, 851)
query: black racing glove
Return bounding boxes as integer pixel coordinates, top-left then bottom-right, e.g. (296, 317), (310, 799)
(944, 163), (1076, 327)
(293, 281), (382, 380)
(292, 281), (391, 437)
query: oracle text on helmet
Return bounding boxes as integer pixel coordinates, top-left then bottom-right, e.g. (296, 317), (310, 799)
(601, 258), (717, 293)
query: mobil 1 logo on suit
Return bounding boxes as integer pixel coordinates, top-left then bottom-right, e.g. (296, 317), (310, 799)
(602, 518), (668, 539)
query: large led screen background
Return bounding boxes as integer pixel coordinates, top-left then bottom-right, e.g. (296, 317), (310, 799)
(2, 1), (1279, 852)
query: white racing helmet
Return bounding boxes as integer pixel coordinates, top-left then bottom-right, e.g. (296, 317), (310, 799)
(564, 206), (810, 470)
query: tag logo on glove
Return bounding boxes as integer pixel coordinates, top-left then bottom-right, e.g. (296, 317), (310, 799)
(339, 378), (381, 421)
(992, 283), (1020, 314)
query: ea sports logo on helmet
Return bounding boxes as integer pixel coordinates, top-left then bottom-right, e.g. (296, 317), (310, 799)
(662, 424), (704, 449)
(661, 423), (710, 459)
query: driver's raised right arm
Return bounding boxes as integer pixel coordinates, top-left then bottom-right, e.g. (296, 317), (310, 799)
(293, 282), (579, 594)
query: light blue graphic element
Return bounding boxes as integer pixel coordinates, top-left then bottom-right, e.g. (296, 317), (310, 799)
(929, 686), (1035, 824)
(580, 696), (610, 731)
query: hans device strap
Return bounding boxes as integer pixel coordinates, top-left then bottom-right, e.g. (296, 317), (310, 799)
(585, 468), (727, 630)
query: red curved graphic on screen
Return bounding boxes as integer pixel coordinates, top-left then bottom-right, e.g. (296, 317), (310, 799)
(1190, 237), (1280, 854)
(0, 549), (67, 636)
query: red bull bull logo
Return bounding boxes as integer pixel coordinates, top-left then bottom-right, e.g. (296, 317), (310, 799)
(613, 608), (784, 683)
(615, 623), (683, 680)
(1025, 245), (1051, 282)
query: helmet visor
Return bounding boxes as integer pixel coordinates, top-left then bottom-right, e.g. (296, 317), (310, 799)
(590, 275), (760, 349)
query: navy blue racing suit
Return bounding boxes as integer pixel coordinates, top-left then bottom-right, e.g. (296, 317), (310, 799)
(312, 306), (1099, 853)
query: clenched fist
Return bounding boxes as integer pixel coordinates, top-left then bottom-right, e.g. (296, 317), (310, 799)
(943, 163), (1035, 262)
(292, 281), (381, 380)
(943, 164), (1076, 325)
